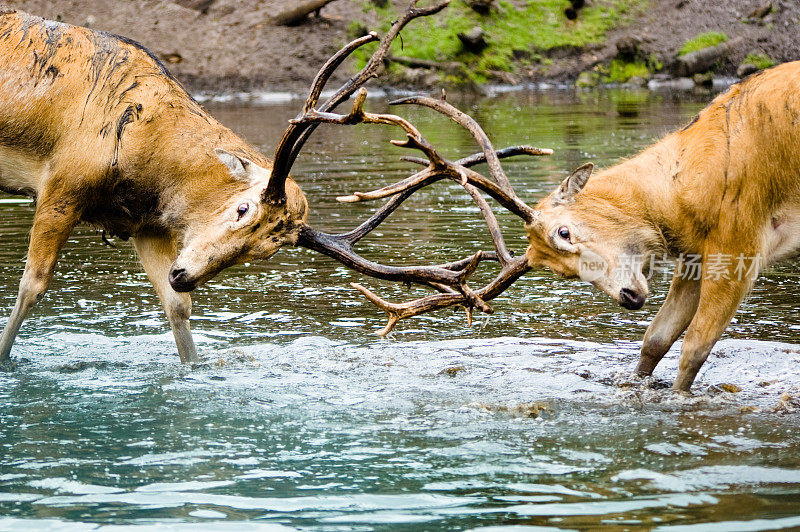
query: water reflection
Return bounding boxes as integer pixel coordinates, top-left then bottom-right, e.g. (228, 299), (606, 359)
(0, 89), (798, 530)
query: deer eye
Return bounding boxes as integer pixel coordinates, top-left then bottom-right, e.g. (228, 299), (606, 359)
(236, 202), (250, 221)
(557, 226), (571, 242)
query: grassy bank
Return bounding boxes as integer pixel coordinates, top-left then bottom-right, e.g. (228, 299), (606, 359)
(353, 0), (645, 84)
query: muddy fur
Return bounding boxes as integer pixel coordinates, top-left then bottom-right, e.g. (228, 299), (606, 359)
(0, 10), (308, 363)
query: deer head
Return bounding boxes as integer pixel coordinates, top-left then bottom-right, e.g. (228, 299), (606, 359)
(167, 1), (449, 293)
(167, 149), (307, 292)
(524, 164), (654, 310)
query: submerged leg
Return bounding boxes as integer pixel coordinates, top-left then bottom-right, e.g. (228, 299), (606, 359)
(133, 232), (199, 363)
(0, 199), (81, 361)
(636, 269), (701, 376)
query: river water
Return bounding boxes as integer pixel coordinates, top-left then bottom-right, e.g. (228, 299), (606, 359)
(1, 89), (799, 531)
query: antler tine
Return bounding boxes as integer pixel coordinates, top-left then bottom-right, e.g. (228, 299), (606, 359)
(401, 145), (552, 168)
(299, 224), (480, 287)
(454, 145), (554, 167)
(303, 32), (379, 115)
(339, 146), (546, 221)
(266, 0), (450, 203)
(390, 95), (540, 223)
(298, 88), (449, 173)
(391, 96), (512, 190)
(462, 182), (513, 266)
(317, 0), (450, 115)
(352, 254), (531, 336)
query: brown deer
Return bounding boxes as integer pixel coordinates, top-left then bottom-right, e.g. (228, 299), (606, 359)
(342, 60), (800, 392)
(523, 61), (800, 391)
(0, 6), (320, 365)
(0, 1), (552, 365)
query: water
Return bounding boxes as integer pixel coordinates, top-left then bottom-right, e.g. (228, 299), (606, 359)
(1, 89), (799, 530)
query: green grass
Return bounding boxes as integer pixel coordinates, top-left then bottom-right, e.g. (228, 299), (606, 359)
(678, 31), (728, 56)
(353, 0), (645, 84)
(742, 52), (776, 70)
(605, 59), (649, 82)
(346, 19), (368, 39)
(600, 54), (661, 83)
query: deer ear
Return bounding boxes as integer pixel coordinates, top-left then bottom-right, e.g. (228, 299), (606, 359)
(215, 149), (269, 184)
(553, 163), (593, 205)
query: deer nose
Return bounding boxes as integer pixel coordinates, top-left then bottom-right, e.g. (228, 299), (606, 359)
(168, 267), (195, 292)
(619, 287), (646, 310)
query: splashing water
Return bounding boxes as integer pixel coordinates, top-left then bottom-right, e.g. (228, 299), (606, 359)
(1, 90), (799, 530)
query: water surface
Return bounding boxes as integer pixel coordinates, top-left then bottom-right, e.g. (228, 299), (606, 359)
(1, 89), (799, 531)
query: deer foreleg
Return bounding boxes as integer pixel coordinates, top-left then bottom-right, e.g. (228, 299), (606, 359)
(636, 270), (701, 376)
(133, 233), (198, 364)
(673, 272), (753, 392)
(0, 199), (81, 361)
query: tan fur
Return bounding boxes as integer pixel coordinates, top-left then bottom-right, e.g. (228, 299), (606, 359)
(525, 61), (800, 391)
(0, 10), (308, 363)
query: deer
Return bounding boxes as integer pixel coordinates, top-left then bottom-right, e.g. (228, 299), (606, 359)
(0, 6), (319, 366)
(521, 61), (800, 391)
(0, 1), (554, 367)
(338, 57), (800, 392)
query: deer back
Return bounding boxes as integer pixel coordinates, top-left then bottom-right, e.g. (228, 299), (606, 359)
(0, 9), (307, 245)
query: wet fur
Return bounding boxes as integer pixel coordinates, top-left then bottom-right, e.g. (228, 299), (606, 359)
(526, 61), (800, 391)
(0, 10), (308, 363)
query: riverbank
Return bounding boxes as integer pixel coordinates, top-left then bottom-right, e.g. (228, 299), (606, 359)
(2, 0), (799, 93)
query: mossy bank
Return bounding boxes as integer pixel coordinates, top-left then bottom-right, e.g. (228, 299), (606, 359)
(351, 0), (644, 86)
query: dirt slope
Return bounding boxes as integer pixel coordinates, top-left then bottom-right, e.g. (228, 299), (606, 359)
(1, 0), (799, 93)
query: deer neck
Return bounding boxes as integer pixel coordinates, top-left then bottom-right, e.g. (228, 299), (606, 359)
(588, 134), (686, 256)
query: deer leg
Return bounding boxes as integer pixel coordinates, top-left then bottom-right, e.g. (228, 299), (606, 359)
(636, 271), (701, 376)
(133, 233), (198, 364)
(0, 199), (81, 361)
(673, 274), (753, 392)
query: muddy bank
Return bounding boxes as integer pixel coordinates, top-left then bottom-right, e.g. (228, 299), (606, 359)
(1, 0), (799, 93)
(1, 0), (384, 93)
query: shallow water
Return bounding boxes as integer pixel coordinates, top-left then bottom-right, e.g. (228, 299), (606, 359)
(1, 89), (799, 530)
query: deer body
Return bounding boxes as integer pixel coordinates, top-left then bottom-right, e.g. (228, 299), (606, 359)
(0, 2), (535, 367)
(0, 10), (307, 363)
(525, 61), (800, 390)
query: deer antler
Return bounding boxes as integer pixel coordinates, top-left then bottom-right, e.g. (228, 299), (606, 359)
(292, 86), (551, 334)
(265, 0), (450, 204)
(268, 1), (551, 335)
(326, 93), (548, 334)
(295, 87), (499, 310)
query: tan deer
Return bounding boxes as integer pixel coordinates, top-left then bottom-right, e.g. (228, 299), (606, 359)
(338, 61), (800, 392)
(523, 61), (800, 391)
(0, 7), (315, 364)
(0, 1), (557, 366)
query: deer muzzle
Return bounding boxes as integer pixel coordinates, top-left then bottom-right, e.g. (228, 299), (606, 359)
(168, 266), (197, 292)
(618, 286), (647, 310)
